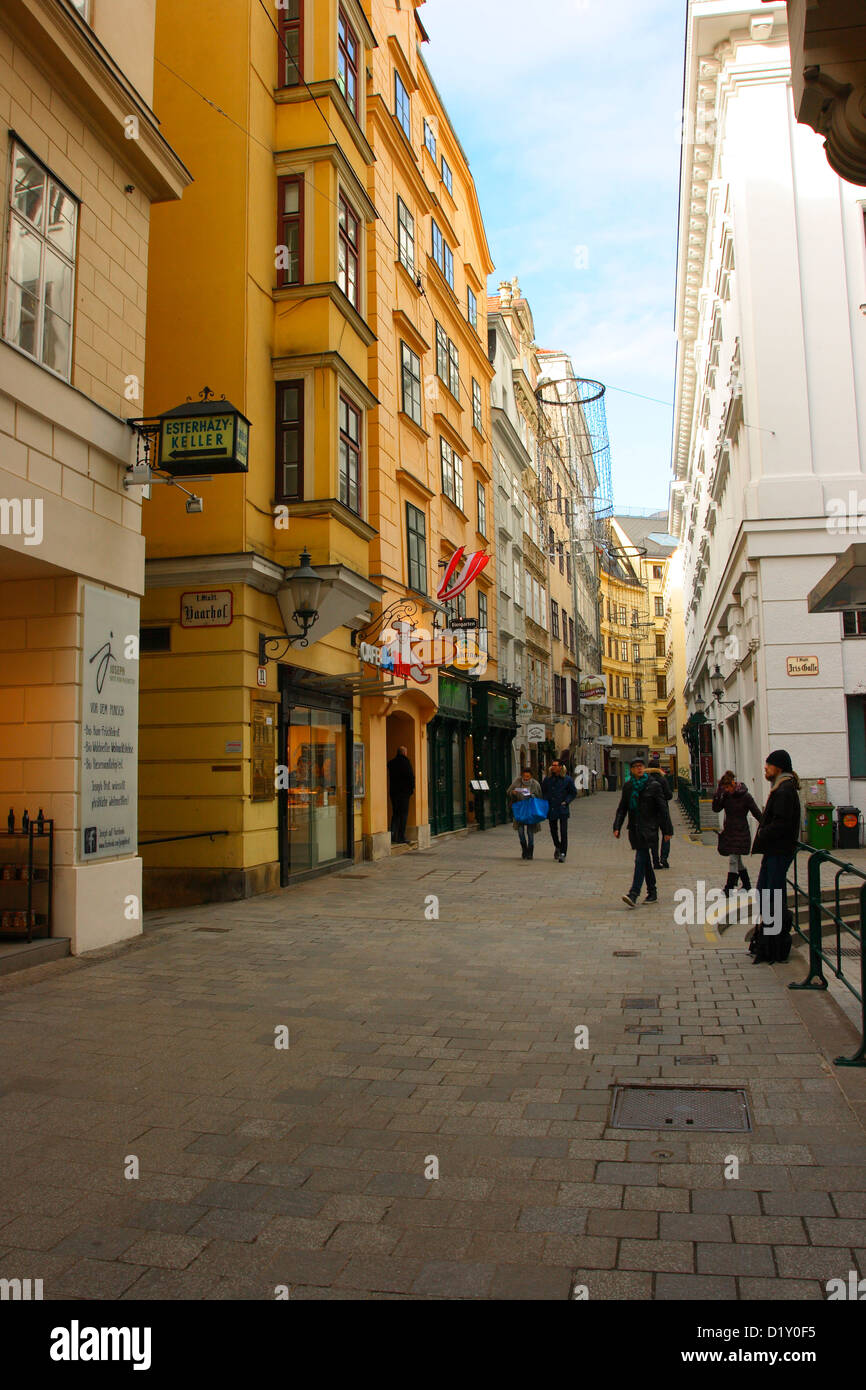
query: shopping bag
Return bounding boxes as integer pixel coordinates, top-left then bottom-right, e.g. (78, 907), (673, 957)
(513, 797), (549, 826)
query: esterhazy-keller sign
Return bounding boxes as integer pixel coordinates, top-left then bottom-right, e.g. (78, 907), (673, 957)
(80, 585), (139, 861)
(180, 590), (233, 628)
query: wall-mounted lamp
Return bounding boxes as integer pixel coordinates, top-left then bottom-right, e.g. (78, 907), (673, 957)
(258, 549), (323, 663)
(709, 663), (740, 712)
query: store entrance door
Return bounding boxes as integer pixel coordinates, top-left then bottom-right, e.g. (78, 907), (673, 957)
(428, 718), (466, 836)
(279, 673), (352, 884)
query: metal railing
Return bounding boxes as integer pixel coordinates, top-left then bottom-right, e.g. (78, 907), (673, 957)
(788, 842), (865, 1067)
(677, 777), (701, 830)
(139, 831), (230, 847)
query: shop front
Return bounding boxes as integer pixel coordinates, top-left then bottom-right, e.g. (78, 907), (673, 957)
(278, 667), (354, 884)
(472, 683), (518, 826)
(428, 670), (471, 836)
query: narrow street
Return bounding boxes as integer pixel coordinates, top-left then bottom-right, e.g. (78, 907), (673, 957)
(1, 794), (864, 1301)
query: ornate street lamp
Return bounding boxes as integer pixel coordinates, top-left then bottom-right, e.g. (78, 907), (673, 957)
(258, 549), (324, 663)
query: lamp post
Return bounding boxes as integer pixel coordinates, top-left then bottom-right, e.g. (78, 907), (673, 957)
(258, 549), (324, 664)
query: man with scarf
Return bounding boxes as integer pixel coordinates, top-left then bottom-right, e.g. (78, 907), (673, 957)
(613, 757), (674, 907)
(749, 749), (801, 963)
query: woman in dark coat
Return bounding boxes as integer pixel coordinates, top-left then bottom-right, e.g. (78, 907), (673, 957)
(712, 770), (762, 894)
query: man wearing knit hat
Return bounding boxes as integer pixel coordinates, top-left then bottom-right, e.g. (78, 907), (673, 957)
(749, 749), (801, 963)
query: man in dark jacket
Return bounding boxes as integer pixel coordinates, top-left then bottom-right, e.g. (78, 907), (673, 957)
(387, 745), (415, 845)
(648, 759), (674, 870)
(541, 761), (578, 862)
(750, 749), (801, 963)
(613, 757), (674, 906)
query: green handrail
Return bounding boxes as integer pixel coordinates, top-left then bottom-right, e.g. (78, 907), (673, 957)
(677, 777), (701, 830)
(788, 841), (865, 1067)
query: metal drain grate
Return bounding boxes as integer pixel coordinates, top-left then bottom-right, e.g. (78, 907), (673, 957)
(674, 1055), (718, 1066)
(610, 1085), (751, 1132)
(622, 996), (659, 1010)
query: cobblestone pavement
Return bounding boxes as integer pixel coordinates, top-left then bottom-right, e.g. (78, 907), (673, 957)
(1, 793), (865, 1301)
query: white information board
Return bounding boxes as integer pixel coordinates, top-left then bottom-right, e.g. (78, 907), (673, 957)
(80, 585), (139, 861)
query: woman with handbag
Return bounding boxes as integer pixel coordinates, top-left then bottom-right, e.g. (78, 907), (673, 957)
(508, 768), (544, 859)
(712, 770), (761, 895)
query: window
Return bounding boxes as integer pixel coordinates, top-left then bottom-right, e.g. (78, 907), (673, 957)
(397, 196), (415, 278)
(636, 716), (643, 737)
(539, 586), (547, 630)
(443, 243), (454, 290)
(624, 715), (631, 737)
(658, 718), (668, 738)
(843, 610), (866, 636)
(568, 616), (574, 653)
(525, 572), (532, 617)
(339, 394), (362, 514)
(617, 713), (622, 738)
(847, 694), (866, 776)
(431, 219), (443, 269)
(472, 377), (482, 432)
(406, 503), (427, 593)
(394, 70), (411, 138)
(617, 604), (626, 625)
(653, 564), (663, 580)
(445, 592), (466, 624)
(558, 541), (564, 574)
(545, 467), (553, 500)
(548, 526), (555, 558)
(276, 380), (304, 501)
(440, 437), (463, 511)
(478, 591), (488, 633)
(431, 219), (455, 289)
(655, 633), (665, 657)
(278, 0), (302, 85)
(476, 481), (487, 538)
(557, 483), (562, 514)
(401, 342), (422, 426)
(615, 676), (620, 698)
(277, 176), (303, 286)
(657, 674), (667, 700)
(338, 194), (360, 308)
(441, 155), (453, 195)
(635, 678), (643, 702)
(631, 608), (640, 627)
(623, 677), (629, 699)
(467, 286), (478, 331)
(551, 600), (560, 641)
(337, 7), (359, 118)
(514, 558), (521, 603)
(4, 143), (78, 379)
(621, 642), (628, 662)
(566, 551), (572, 584)
(434, 322), (459, 398)
(424, 118), (437, 161)
(654, 596), (664, 617)
(632, 644), (640, 663)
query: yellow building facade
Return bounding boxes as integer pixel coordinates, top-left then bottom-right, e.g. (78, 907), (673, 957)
(139, 0), (507, 905)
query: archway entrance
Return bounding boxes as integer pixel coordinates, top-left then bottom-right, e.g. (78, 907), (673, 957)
(386, 711), (417, 844)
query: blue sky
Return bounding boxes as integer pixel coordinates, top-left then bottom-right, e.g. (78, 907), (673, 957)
(422, 0), (688, 511)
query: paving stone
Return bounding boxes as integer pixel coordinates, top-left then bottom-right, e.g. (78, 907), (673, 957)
(659, 1213), (731, 1242)
(587, 1210), (658, 1239)
(333, 1256), (424, 1293)
(119, 1233), (208, 1269)
(696, 1242), (776, 1277)
(774, 1245), (855, 1279)
(256, 1216), (338, 1249)
(737, 1277), (824, 1300)
(692, 1190), (761, 1215)
(571, 1269), (653, 1300)
(805, 1217), (866, 1246)
(731, 1216), (807, 1245)
(324, 1222), (401, 1255)
(49, 1226), (141, 1261)
(490, 1264), (573, 1299)
(411, 1260), (495, 1298)
(50, 1258), (147, 1299)
(761, 1192), (835, 1218)
(619, 1238), (694, 1273)
(187, 1208), (272, 1242)
(655, 1273), (737, 1300)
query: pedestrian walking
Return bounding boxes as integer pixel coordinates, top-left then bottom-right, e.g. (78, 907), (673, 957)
(749, 750), (801, 963)
(613, 756), (674, 907)
(387, 744), (415, 845)
(648, 759), (673, 870)
(541, 760), (578, 862)
(712, 770), (762, 895)
(508, 768), (543, 859)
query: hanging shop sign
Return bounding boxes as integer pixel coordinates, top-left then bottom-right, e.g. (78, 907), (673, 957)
(180, 590), (233, 628)
(80, 585), (139, 862)
(359, 620), (488, 684)
(158, 397), (250, 477)
(436, 546), (490, 604)
(579, 674), (607, 705)
(517, 698), (534, 722)
(527, 723), (546, 743)
(786, 655), (819, 677)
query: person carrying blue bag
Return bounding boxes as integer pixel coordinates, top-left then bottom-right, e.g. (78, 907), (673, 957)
(507, 769), (545, 860)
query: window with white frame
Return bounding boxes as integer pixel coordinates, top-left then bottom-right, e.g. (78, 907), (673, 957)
(394, 70), (411, 139)
(400, 341), (422, 426)
(337, 7), (360, 118)
(339, 393), (362, 515)
(441, 155), (453, 195)
(467, 285), (477, 331)
(472, 377), (482, 432)
(477, 480), (487, 537)
(435, 320), (459, 398)
(514, 557), (521, 605)
(478, 590), (488, 633)
(440, 437), (463, 510)
(4, 143), (78, 379)
(397, 196), (415, 277)
(338, 193), (360, 309)
(424, 118), (437, 161)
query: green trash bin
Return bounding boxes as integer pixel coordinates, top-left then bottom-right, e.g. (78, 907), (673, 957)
(805, 803), (834, 851)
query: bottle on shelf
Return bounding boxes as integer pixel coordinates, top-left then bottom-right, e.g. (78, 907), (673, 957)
(36, 809), (45, 834)
(21, 810), (29, 833)
(6, 808), (13, 834)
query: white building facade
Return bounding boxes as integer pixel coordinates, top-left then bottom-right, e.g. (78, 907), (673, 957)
(672, 0), (866, 813)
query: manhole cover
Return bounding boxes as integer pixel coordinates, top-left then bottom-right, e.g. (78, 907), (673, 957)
(194, 927), (231, 934)
(614, 951), (640, 958)
(675, 1055), (718, 1065)
(610, 1086), (751, 1132)
(625, 1025), (662, 1034)
(622, 996), (659, 1010)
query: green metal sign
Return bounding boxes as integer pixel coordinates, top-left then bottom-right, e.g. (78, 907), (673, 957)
(157, 397), (251, 476)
